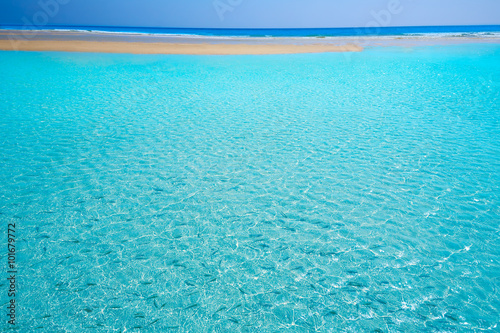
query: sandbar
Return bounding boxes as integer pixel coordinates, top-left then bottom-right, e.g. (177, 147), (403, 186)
(2, 29), (500, 55)
(0, 39), (362, 54)
(0, 30), (362, 54)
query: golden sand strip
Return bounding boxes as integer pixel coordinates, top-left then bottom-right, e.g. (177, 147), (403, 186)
(0, 40), (362, 55)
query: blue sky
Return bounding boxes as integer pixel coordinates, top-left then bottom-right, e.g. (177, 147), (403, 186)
(1, 0), (499, 28)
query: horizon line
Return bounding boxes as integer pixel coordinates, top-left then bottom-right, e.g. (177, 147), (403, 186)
(1, 23), (500, 30)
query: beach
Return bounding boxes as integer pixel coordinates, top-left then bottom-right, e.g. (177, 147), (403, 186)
(0, 30), (363, 54)
(2, 29), (500, 55)
(0, 39), (362, 55)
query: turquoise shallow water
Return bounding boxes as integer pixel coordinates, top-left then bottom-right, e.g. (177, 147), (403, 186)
(0, 44), (499, 332)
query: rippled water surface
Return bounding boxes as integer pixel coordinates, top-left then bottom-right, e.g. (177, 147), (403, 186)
(0, 45), (499, 332)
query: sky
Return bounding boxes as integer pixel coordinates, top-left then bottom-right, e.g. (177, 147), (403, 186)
(1, 0), (499, 29)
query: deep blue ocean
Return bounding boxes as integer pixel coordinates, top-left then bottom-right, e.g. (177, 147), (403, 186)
(1, 24), (500, 37)
(0, 35), (499, 331)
